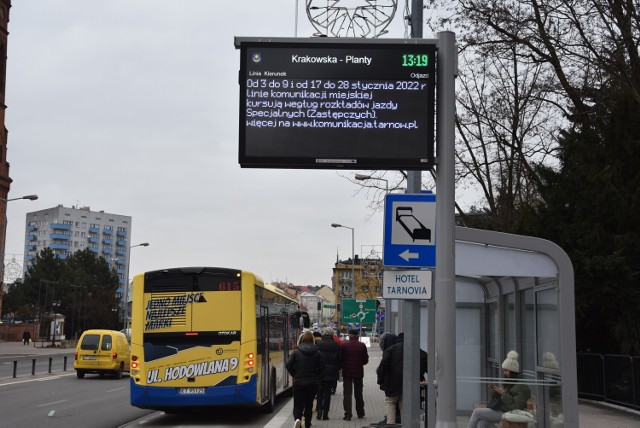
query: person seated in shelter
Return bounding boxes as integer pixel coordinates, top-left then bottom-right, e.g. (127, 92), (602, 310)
(467, 350), (531, 428)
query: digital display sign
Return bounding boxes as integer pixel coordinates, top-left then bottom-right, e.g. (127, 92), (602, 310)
(236, 37), (436, 170)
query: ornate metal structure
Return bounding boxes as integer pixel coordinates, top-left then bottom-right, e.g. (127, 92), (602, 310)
(306, 0), (397, 38)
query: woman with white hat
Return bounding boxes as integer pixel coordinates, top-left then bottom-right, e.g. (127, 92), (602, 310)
(467, 350), (532, 428)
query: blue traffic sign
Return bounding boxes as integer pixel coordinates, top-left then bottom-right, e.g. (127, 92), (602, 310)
(383, 193), (436, 267)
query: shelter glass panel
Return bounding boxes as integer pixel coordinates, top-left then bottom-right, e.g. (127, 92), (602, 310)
(504, 293), (515, 354)
(488, 301), (499, 359)
(536, 286), (560, 368)
(521, 288), (535, 374)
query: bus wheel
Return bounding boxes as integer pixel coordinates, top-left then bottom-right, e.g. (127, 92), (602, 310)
(262, 376), (277, 413)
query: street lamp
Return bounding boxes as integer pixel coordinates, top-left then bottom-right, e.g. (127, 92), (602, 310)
(331, 223), (355, 298)
(354, 174), (389, 193)
(0, 194), (39, 316)
(123, 242), (149, 329)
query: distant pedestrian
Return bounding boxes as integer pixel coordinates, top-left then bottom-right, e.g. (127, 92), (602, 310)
(287, 331), (324, 428)
(22, 329), (31, 346)
(316, 327), (342, 420)
(340, 329), (369, 421)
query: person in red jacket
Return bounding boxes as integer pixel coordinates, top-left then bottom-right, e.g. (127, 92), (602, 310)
(340, 329), (369, 421)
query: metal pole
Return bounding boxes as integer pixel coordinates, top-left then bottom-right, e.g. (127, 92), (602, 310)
(401, 2), (424, 427)
(434, 30), (457, 428)
(350, 227), (355, 299)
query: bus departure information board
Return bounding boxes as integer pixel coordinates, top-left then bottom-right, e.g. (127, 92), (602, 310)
(236, 38), (436, 170)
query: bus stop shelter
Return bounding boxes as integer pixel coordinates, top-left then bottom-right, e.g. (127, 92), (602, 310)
(385, 226), (578, 427)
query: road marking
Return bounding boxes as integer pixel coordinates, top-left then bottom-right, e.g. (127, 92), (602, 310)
(38, 399), (68, 407)
(264, 396), (293, 428)
(107, 386), (128, 393)
(0, 372), (75, 387)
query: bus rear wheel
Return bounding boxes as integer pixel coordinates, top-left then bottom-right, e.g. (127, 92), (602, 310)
(262, 376), (277, 413)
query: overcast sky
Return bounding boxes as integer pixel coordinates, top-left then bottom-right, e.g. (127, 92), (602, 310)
(3, 1), (465, 286)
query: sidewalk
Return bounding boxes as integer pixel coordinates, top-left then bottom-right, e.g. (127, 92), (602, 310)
(0, 339), (75, 357)
(278, 344), (390, 428)
(277, 344), (640, 428)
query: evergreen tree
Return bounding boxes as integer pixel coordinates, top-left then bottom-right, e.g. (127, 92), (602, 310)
(533, 89), (640, 354)
(4, 248), (122, 338)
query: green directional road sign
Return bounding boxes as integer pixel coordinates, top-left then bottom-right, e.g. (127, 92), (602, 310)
(341, 299), (376, 324)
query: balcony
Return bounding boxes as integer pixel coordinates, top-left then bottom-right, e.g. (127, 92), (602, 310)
(117, 230), (127, 237)
(51, 223), (72, 231)
(55, 253), (69, 260)
(89, 226), (100, 233)
(26, 225), (37, 232)
(116, 249), (126, 256)
(116, 240), (127, 246)
(88, 237), (98, 243)
(102, 248), (112, 254)
(25, 245), (36, 251)
(27, 234), (37, 241)
(50, 243), (70, 250)
(25, 255), (34, 261)
(103, 238), (113, 245)
(103, 229), (113, 235)
(88, 246), (98, 253)
(116, 258), (125, 264)
(50, 233), (70, 240)
(117, 268), (125, 274)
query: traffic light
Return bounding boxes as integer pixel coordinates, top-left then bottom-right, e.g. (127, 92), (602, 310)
(317, 301), (322, 310)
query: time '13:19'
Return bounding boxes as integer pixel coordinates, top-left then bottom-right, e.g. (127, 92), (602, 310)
(402, 54), (429, 67)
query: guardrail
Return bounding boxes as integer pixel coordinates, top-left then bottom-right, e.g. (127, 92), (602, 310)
(577, 353), (640, 410)
(0, 352), (75, 379)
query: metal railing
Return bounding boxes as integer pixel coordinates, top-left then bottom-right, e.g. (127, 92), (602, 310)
(577, 353), (640, 410)
(0, 352), (74, 379)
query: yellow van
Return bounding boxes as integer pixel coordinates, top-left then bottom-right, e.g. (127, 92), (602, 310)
(74, 329), (130, 379)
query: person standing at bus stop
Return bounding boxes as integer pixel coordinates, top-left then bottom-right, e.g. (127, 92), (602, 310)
(340, 328), (369, 421)
(287, 331), (324, 428)
(316, 327), (342, 420)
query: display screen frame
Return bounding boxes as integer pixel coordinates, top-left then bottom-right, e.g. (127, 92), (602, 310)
(236, 37), (437, 171)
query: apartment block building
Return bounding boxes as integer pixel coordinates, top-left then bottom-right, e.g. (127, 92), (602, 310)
(24, 205), (133, 287)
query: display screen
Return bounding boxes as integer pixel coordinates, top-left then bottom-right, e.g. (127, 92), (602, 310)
(236, 38), (436, 170)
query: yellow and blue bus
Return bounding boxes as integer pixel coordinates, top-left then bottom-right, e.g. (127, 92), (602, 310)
(129, 267), (309, 412)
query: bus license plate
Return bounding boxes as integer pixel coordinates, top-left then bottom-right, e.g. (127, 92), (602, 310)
(178, 387), (205, 395)
(83, 356), (97, 360)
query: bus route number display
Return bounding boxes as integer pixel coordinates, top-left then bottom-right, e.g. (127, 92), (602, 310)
(236, 39), (436, 170)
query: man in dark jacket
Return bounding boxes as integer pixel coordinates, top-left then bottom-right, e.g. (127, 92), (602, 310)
(315, 327), (342, 420)
(340, 329), (369, 421)
(376, 333), (428, 424)
(287, 331), (324, 428)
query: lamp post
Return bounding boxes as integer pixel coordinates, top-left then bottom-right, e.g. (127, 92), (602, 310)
(331, 223), (355, 333)
(69, 284), (87, 340)
(354, 174), (389, 333)
(123, 242), (149, 329)
(0, 194), (38, 316)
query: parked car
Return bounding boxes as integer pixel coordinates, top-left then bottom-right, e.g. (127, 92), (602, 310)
(74, 329), (130, 379)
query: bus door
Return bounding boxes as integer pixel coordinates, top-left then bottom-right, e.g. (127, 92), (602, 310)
(282, 313), (292, 389)
(259, 306), (270, 401)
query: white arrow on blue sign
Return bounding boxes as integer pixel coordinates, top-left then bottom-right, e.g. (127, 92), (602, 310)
(383, 193), (436, 268)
